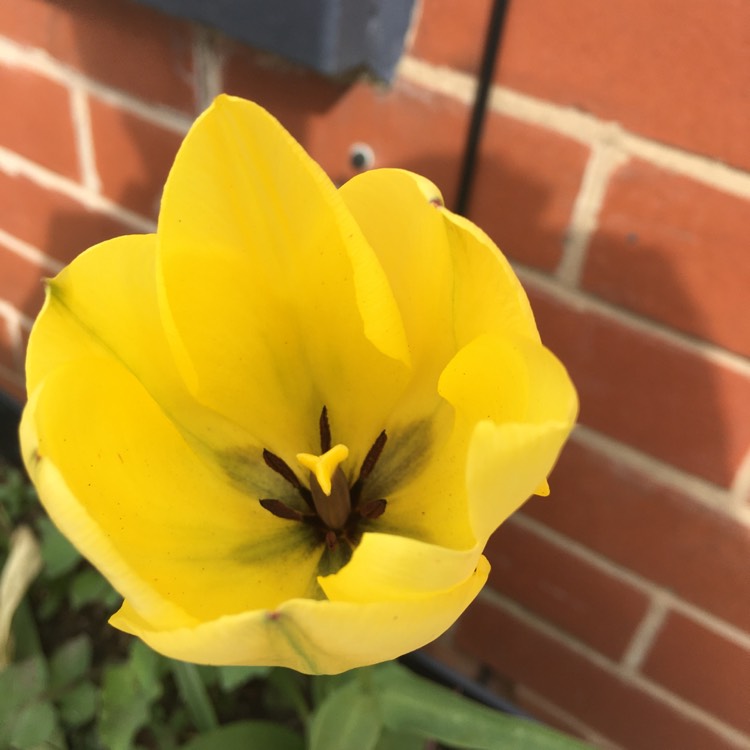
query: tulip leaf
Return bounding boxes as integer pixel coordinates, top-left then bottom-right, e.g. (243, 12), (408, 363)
(37, 517), (80, 579)
(216, 664), (271, 692)
(9, 700), (58, 748)
(309, 679), (382, 750)
(99, 660), (162, 750)
(49, 635), (92, 691)
(70, 567), (119, 610)
(180, 720), (304, 750)
(58, 680), (98, 727)
(172, 661), (219, 731)
(373, 729), (425, 750)
(372, 663), (592, 750)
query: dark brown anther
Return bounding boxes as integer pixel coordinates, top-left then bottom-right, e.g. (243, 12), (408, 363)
(319, 406), (331, 452)
(259, 498), (310, 522)
(325, 530), (338, 550)
(358, 498), (387, 520)
(358, 430), (387, 483)
(263, 449), (304, 491)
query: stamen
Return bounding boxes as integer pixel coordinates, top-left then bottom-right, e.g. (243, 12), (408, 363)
(358, 498), (387, 520)
(319, 406), (331, 452)
(325, 530), (338, 550)
(259, 498), (311, 522)
(358, 430), (387, 483)
(263, 449), (305, 491)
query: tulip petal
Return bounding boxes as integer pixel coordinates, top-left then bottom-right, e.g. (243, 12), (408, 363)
(21, 357), (327, 625)
(318, 532), (482, 602)
(439, 333), (578, 540)
(157, 95), (410, 465)
(24, 234), (265, 480)
(339, 170), (455, 403)
(111, 556), (489, 674)
(441, 209), (540, 345)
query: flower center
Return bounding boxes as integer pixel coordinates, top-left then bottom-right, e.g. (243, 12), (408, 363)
(259, 407), (387, 552)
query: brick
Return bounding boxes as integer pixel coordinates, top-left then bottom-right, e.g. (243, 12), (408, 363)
(410, 0), (493, 73)
(471, 114), (588, 270)
(0, 315), (15, 373)
(0, 65), (78, 180)
(583, 160), (750, 358)
(643, 612), (750, 735)
(526, 440), (750, 634)
(0, 241), (46, 318)
(486, 521), (649, 660)
(457, 600), (746, 750)
(0, 0), (194, 112)
(497, 0), (750, 171)
(0, 371), (25, 403)
(223, 45), (469, 205)
(0, 169), (135, 265)
(529, 289), (750, 488)
(225, 45), (587, 267)
(88, 96), (184, 219)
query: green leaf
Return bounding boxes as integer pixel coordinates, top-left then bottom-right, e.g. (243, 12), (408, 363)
(172, 661), (218, 732)
(10, 700), (57, 747)
(309, 680), (382, 750)
(99, 659), (161, 750)
(58, 680), (98, 728)
(38, 518), (80, 579)
(69, 567), (118, 610)
(180, 721), (304, 750)
(372, 663), (592, 750)
(373, 729), (425, 750)
(49, 635), (92, 691)
(265, 668), (310, 719)
(216, 665), (270, 692)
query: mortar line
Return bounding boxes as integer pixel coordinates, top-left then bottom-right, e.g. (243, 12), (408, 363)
(620, 593), (669, 673)
(512, 513), (750, 651)
(0, 37), (191, 134)
(517, 687), (625, 749)
(0, 229), (63, 275)
(479, 589), (750, 748)
(557, 143), (628, 287)
(69, 84), (101, 194)
(515, 265), (750, 378)
(192, 26), (224, 111)
(399, 57), (750, 201)
(571, 424), (732, 516)
(0, 146), (156, 233)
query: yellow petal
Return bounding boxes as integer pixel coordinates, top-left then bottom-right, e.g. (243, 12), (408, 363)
(319, 532), (482, 602)
(339, 169), (455, 401)
(25, 234), (261, 475)
(439, 333), (578, 540)
(157, 95), (410, 464)
(441, 209), (540, 345)
(111, 556), (489, 674)
(21, 357), (325, 626)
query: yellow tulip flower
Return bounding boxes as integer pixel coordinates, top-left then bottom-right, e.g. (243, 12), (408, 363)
(20, 95), (577, 674)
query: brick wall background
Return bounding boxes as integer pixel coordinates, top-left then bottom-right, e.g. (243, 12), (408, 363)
(1, 1), (749, 748)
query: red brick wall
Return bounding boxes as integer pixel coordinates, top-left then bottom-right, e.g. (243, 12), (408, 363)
(1, 1), (749, 747)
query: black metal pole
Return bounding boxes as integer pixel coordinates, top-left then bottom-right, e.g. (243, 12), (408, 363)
(454, 0), (512, 216)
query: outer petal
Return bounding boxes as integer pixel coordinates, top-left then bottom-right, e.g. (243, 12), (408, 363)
(21, 357), (326, 626)
(157, 95), (410, 465)
(111, 556), (489, 674)
(441, 209), (540, 346)
(318, 532), (482, 602)
(439, 334), (578, 541)
(25, 234), (266, 486)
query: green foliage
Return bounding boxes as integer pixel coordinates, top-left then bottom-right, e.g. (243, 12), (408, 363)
(1, 464), (592, 750)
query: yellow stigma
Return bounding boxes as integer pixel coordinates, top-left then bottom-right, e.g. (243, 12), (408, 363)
(297, 444), (349, 496)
